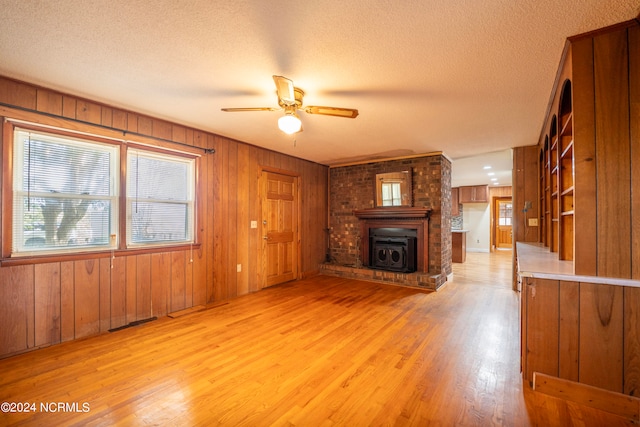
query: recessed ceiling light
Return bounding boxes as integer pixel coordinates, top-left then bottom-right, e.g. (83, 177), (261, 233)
(483, 166), (492, 170)
(487, 172), (495, 176)
(491, 178), (498, 181)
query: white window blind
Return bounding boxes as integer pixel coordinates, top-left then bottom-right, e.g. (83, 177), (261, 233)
(12, 129), (119, 255)
(126, 148), (195, 247)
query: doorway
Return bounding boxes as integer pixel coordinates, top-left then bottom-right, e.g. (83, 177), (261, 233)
(493, 197), (513, 250)
(261, 170), (299, 287)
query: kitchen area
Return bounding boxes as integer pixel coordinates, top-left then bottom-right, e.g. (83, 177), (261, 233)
(451, 150), (513, 262)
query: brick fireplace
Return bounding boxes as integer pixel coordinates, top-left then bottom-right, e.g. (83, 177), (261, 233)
(321, 154), (452, 291)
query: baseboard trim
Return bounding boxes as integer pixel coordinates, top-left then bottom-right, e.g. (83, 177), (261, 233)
(168, 305), (206, 318)
(533, 372), (640, 422)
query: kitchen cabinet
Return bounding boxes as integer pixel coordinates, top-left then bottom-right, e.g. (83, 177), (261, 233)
(451, 230), (467, 263)
(451, 187), (460, 216)
(458, 185), (489, 203)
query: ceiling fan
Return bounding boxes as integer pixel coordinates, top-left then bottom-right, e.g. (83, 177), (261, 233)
(221, 75), (359, 134)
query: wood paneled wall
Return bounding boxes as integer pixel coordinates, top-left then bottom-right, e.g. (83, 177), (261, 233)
(513, 146), (540, 243)
(522, 277), (640, 396)
(0, 76), (328, 358)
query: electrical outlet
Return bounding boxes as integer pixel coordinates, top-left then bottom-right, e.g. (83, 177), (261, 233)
(528, 218), (539, 226)
(237, 264), (242, 272)
(250, 220), (258, 229)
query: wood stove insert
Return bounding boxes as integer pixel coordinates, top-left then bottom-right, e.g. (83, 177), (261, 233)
(370, 228), (417, 272)
(354, 207), (431, 273)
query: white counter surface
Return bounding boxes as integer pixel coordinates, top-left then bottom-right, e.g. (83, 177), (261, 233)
(516, 242), (640, 288)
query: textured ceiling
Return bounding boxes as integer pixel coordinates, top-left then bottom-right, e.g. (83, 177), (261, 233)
(0, 1), (638, 185)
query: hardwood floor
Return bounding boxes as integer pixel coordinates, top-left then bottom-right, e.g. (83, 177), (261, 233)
(0, 251), (634, 426)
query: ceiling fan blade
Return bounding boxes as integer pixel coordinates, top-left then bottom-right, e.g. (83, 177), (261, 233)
(221, 107), (280, 112)
(273, 75), (296, 105)
(304, 106), (359, 118)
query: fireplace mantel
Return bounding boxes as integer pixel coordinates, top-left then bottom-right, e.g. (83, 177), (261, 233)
(353, 207), (431, 273)
(353, 207), (431, 219)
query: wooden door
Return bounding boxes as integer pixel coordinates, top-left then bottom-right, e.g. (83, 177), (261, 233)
(261, 171), (298, 287)
(495, 198), (513, 249)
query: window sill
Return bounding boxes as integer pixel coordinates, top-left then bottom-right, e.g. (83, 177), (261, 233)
(0, 243), (202, 267)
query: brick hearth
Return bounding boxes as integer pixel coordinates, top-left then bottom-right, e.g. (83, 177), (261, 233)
(319, 262), (446, 291)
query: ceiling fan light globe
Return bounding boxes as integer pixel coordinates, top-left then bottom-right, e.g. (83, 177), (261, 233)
(278, 114), (302, 134)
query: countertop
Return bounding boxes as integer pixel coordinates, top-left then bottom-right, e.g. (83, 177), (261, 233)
(516, 242), (640, 288)
(451, 229), (468, 233)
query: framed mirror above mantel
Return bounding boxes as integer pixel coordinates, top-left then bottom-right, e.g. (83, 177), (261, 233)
(375, 170), (412, 207)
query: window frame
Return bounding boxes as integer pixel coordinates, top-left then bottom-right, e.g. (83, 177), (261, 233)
(498, 201), (513, 226)
(1, 119), (201, 264)
(11, 127), (120, 256)
(381, 181), (402, 206)
(125, 144), (196, 249)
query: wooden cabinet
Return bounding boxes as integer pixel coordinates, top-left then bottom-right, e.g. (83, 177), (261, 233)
(458, 185), (489, 203)
(516, 18), (640, 414)
(518, 243), (636, 396)
(534, 18), (640, 273)
(522, 275), (629, 393)
(451, 231), (466, 263)
(451, 187), (460, 216)
(522, 277), (560, 382)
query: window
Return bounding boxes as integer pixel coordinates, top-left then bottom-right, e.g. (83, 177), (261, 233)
(498, 201), (512, 226)
(9, 124), (198, 258)
(126, 148), (195, 247)
(381, 182), (402, 206)
(12, 128), (119, 255)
